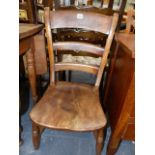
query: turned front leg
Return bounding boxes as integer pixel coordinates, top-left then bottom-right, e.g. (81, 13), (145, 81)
(26, 37), (38, 104)
(94, 128), (104, 155)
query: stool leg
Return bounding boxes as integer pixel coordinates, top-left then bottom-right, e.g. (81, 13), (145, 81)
(94, 128), (104, 155)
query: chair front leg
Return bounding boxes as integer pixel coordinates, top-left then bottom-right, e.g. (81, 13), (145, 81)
(32, 122), (42, 149)
(94, 128), (104, 155)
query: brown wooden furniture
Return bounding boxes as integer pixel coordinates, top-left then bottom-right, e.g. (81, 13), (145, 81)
(29, 7), (118, 155)
(19, 23), (44, 145)
(101, 0), (127, 31)
(34, 0), (74, 23)
(34, 0), (127, 29)
(19, 0), (48, 94)
(19, 23), (47, 76)
(20, 24), (47, 76)
(19, 0), (36, 23)
(103, 32), (135, 155)
(34, 0), (103, 23)
(34, 0), (53, 23)
(19, 0), (37, 79)
(55, 0), (127, 72)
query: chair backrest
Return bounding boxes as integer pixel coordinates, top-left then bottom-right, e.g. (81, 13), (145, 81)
(44, 7), (118, 87)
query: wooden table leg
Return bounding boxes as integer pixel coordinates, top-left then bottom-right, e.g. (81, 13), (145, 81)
(26, 37), (38, 104)
(26, 37), (41, 149)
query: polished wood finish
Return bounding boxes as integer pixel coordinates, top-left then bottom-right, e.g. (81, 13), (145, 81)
(19, 23), (47, 75)
(45, 8), (118, 86)
(31, 82), (106, 131)
(30, 7), (118, 154)
(103, 32), (135, 155)
(33, 33), (48, 75)
(53, 41), (105, 56)
(54, 2), (127, 83)
(55, 62), (99, 75)
(19, 23), (44, 146)
(49, 10), (112, 34)
(94, 128), (105, 155)
(56, 6), (114, 47)
(19, 23), (43, 101)
(34, 0), (127, 29)
(19, 23), (43, 40)
(116, 33), (135, 58)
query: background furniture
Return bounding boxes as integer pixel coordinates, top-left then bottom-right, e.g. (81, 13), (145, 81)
(101, 0), (127, 31)
(19, 0), (38, 93)
(19, 0), (47, 75)
(34, 0), (53, 23)
(19, 23), (44, 145)
(34, 0), (128, 28)
(29, 8), (118, 155)
(103, 32), (135, 155)
(19, 0), (48, 94)
(19, 24), (44, 98)
(125, 8), (135, 33)
(34, 0), (100, 23)
(19, 0), (36, 23)
(34, 0), (75, 23)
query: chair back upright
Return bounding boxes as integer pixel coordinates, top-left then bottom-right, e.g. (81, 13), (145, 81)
(101, 0), (127, 31)
(44, 7), (118, 87)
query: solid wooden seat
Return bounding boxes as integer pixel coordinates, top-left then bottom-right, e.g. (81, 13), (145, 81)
(29, 7), (118, 155)
(30, 82), (106, 131)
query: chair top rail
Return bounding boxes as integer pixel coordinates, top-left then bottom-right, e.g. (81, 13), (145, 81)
(49, 10), (113, 34)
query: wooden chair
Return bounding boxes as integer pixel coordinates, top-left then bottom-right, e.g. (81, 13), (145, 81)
(29, 7), (118, 155)
(34, 1), (126, 82)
